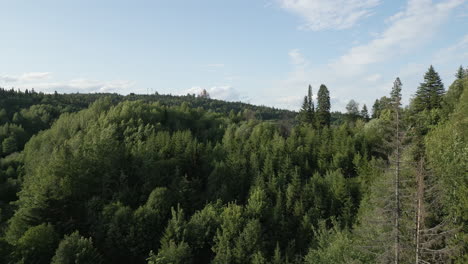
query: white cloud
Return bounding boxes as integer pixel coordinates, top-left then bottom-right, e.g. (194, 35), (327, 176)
(21, 72), (51, 81)
(205, 64), (225, 68)
(0, 72), (51, 83)
(275, 95), (304, 109)
(433, 34), (468, 64)
(272, 1), (466, 111)
(0, 75), (17, 83)
(278, 0), (381, 31)
(332, 0), (465, 73)
(398, 63), (427, 79)
(180, 86), (245, 101)
(20, 79), (135, 93)
(0, 72), (136, 94)
(289, 49), (308, 68)
(365, 73), (382, 82)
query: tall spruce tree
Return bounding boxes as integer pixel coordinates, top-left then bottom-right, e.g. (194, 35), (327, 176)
(413, 65), (445, 112)
(316, 84), (331, 127)
(298, 85), (315, 125)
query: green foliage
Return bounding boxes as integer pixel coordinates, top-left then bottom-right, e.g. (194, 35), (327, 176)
(2, 136), (17, 155)
(346, 100), (360, 122)
(304, 223), (358, 264)
(15, 223), (59, 264)
(1, 68), (465, 263)
(147, 241), (192, 264)
(298, 85), (315, 125)
(185, 203), (222, 263)
(316, 84), (331, 127)
(51, 231), (102, 264)
(360, 104), (369, 120)
(442, 73), (466, 117)
(456, 65), (466, 79)
(212, 203), (244, 264)
(425, 84), (468, 223)
(412, 65), (445, 112)
(251, 251), (267, 264)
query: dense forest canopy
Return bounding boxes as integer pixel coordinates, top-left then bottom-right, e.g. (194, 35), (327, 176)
(0, 65), (467, 263)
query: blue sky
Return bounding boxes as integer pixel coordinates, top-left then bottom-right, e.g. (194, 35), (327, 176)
(1, 0), (467, 111)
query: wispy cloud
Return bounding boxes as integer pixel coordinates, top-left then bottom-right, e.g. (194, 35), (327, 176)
(332, 0), (465, 74)
(205, 63), (225, 68)
(365, 73), (382, 82)
(0, 72), (51, 83)
(0, 72), (136, 94)
(433, 34), (468, 64)
(289, 49), (308, 68)
(278, 0), (381, 31)
(16, 79), (135, 93)
(180, 85), (246, 102)
(275, 95), (303, 109)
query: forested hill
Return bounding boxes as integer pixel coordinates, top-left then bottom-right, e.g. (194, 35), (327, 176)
(0, 88), (295, 122)
(0, 65), (467, 264)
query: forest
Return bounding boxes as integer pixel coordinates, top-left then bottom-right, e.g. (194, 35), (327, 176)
(0, 65), (466, 263)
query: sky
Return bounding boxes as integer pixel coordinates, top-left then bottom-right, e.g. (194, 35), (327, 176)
(1, 0), (467, 111)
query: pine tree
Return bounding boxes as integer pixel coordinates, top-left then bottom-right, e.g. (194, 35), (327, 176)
(360, 104), (369, 121)
(316, 84), (331, 127)
(455, 65), (465, 79)
(299, 96), (310, 123)
(413, 65), (445, 112)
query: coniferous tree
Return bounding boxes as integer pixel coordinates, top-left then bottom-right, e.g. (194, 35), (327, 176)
(299, 96), (310, 124)
(316, 84), (331, 127)
(413, 65), (445, 112)
(298, 85), (314, 125)
(443, 66), (467, 116)
(360, 104), (369, 121)
(2, 136), (17, 155)
(455, 65), (465, 79)
(308, 84), (315, 114)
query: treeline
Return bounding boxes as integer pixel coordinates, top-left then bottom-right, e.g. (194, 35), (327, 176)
(0, 65), (466, 263)
(0, 88), (295, 124)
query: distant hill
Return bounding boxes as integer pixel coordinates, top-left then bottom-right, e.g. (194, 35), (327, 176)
(0, 88), (296, 121)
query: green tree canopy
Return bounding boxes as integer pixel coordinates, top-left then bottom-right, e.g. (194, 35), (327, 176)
(412, 65), (445, 112)
(51, 231), (102, 264)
